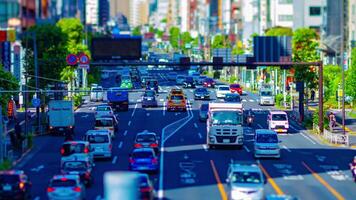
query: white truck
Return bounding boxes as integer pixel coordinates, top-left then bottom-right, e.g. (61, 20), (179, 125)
(48, 100), (75, 134)
(206, 102), (244, 148)
(259, 87), (275, 106)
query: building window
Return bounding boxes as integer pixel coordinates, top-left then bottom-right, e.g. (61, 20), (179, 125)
(279, 0), (293, 4)
(278, 15), (293, 21)
(310, 6), (321, 16)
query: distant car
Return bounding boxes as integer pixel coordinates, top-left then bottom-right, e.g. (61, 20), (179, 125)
(95, 105), (114, 118)
(226, 162), (264, 200)
(61, 160), (93, 187)
(47, 175), (86, 200)
(197, 76), (208, 85)
(203, 78), (215, 88)
(129, 148), (159, 173)
(142, 90), (158, 108)
(230, 84), (243, 95)
(224, 93), (241, 103)
(254, 129), (281, 159)
(168, 88), (185, 98)
(134, 130), (159, 154)
(120, 79), (133, 89)
(167, 72), (178, 81)
(191, 72), (201, 83)
(95, 117), (116, 138)
(199, 103), (209, 122)
(0, 170), (32, 200)
(84, 130), (112, 159)
(176, 75), (186, 85)
(194, 88), (210, 100)
(60, 141), (94, 168)
(90, 86), (104, 102)
(216, 85), (231, 98)
(146, 79), (159, 93)
(167, 95), (187, 112)
(138, 173), (155, 200)
(267, 111), (289, 133)
(183, 76), (195, 88)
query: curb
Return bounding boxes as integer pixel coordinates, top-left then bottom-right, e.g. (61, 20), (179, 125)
(11, 147), (33, 167)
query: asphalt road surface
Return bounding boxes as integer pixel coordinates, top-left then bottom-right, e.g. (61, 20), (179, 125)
(14, 68), (356, 200)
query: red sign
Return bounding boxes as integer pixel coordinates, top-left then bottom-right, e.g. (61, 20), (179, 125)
(66, 54), (78, 65)
(144, 32), (154, 39)
(162, 34), (170, 41)
(0, 31), (6, 42)
(78, 53), (90, 65)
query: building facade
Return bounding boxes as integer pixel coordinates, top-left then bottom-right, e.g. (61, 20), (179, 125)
(349, 0), (356, 50)
(129, 0), (149, 27)
(293, 0), (326, 32)
(0, 0), (20, 28)
(110, 0), (130, 19)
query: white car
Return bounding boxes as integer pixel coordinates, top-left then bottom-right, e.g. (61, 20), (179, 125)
(60, 141), (94, 168)
(95, 117), (116, 138)
(84, 130), (112, 158)
(95, 105), (114, 118)
(47, 174), (86, 200)
(90, 86), (104, 102)
(267, 111), (289, 133)
(254, 129), (280, 158)
(216, 85), (231, 98)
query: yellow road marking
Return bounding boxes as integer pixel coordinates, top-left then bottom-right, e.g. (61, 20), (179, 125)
(258, 163), (284, 195)
(210, 160), (228, 200)
(302, 162), (345, 200)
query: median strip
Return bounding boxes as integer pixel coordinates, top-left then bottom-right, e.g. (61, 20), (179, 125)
(210, 160), (228, 200)
(258, 162), (284, 195)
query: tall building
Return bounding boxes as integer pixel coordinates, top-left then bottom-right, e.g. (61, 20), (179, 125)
(293, 0), (326, 32)
(0, 0), (20, 28)
(241, 0), (258, 44)
(99, 0), (110, 26)
(348, 0), (356, 50)
(110, 0), (130, 19)
(86, 0), (99, 25)
(129, 0), (149, 27)
(270, 0), (294, 28)
(222, 0), (231, 34)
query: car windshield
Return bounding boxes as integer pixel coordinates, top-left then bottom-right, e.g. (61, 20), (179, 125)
(200, 104), (209, 111)
(171, 90), (183, 95)
(147, 81), (158, 87)
(87, 135), (109, 143)
(272, 114), (287, 121)
(51, 179), (77, 187)
(171, 95), (183, 100)
(63, 161), (87, 171)
(257, 134), (278, 143)
(144, 91), (155, 97)
(0, 174), (20, 183)
(224, 94), (241, 102)
(62, 143), (86, 156)
(261, 91), (273, 96)
(95, 119), (113, 127)
(219, 86), (230, 91)
(96, 107), (110, 111)
(136, 134), (156, 143)
(230, 172), (262, 184)
(196, 88), (207, 93)
(212, 111), (242, 125)
(230, 84), (240, 88)
(132, 151), (154, 158)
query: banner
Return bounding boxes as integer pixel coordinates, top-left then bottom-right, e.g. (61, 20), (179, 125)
(12, 43), (21, 81)
(1, 42), (11, 71)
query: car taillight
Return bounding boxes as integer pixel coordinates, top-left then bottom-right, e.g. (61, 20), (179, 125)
(134, 143), (143, 148)
(72, 187), (81, 192)
(60, 148), (65, 155)
(109, 144), (112, 150)
(109, 128), (114, 130)
(152, 158), (158, 164)
(129, 158), (135, 164)
(109, 111), (113, 115)
(19, 182), (25, 190)
(47, 187), (55, 192)
(69, 126), (73, 129)
(49, 126), (53, 130)
(84, 147), (89, 154)
(85, 172), (91, 179)
(140, 187), (152, 193)
(150, 143), (158, 148)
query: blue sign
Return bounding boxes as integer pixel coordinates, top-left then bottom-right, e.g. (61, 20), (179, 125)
(66, 54), (78, 65)
(32, 98), (41, 107)
(1, 42), (11, 71)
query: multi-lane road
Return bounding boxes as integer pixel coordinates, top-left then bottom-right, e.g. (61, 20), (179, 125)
(14, 69), (355, 200)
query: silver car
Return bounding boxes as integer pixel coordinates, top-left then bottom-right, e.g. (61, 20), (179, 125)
(47, 174), (86, 200)
(84, 130), (112, 159)
(226, 162), (264, 200)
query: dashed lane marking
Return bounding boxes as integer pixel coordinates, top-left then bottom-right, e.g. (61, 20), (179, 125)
(203, 144), (208, 151)
(194, 123), (198, 128)
(300, 132), (316, 144)
(242, 99), (247, 102)
(33, 197), (40, 200)
(210, 160), (228, 200)
(124, 130), (128, 136)
(146, 113), (150, 117)
(257, 124), (263, 129)
(249, 99), (255, 102)
(198, 132), (202, 139)
(131, 103), (138, 118)
(258, 162), (284, 195)
(163, 102), (166, 116)
(112, 156), (117, 164)
(118, 142), (123, 149)
(282, 145), (291, 152)
(128, 121), (132, 126)
(243, 145), (251, 152)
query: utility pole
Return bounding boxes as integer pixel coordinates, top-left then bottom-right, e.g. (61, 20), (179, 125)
(340, 0), (347, 145)
(33, 33), (40, 134)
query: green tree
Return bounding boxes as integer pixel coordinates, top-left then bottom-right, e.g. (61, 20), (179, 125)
(346, 48), (356, 102)
(265, 26), (293, 36)
(0, 66), (20, 115)
(169, 26), (180, 49)
(232, 41), (244, 55)
(247, 33), (259, 52)
(132, 26), (141, 36)
(323, 65), (342, 101)
(292, 28), (320, 90)
(212, 34), (231, 49)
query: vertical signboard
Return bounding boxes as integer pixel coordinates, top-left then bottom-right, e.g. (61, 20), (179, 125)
(1, 42), (11, 71)
(12, 43), (21, 81)
(86, 0), (99, 25)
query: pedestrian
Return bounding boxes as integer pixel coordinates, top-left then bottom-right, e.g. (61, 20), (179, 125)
(311, 90), (315, 102)
(328, 112), (336, 131)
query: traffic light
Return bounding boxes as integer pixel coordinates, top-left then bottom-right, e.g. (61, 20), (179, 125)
(213, 57), (223, 70)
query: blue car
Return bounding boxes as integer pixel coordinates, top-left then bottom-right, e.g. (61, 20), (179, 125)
(129, 148), (159, 173)
(142, 90), (158, 107)
(194, 88), (210, 100)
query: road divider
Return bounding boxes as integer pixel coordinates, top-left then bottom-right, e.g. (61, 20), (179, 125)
(124, 130), (128, 136)
(258, 162), (284, 195)
(210, 160), (228, 200)
(128, 120), (132, 126)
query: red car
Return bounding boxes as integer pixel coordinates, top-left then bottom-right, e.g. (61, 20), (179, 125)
(230, 84), (242, 95)
(203, 78), (215, 88)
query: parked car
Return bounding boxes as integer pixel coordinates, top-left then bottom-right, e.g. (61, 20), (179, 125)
(0, 170), (32, 200)
(47, 175), (86, 200)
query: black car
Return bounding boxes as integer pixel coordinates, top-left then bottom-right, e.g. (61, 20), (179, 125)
(224, 93), (241, 103)
(61, 160), (93, 187)
(183, 77), (195, 88)
(199, 103), (209, 121)
(138, 173), (155, 200)
(142, 90), (158, 108)
(194, 88), (210, 100)
(146, 79), (159, 93)
(0, 170), (32, 200)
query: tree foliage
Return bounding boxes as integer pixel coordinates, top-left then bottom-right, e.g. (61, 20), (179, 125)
(323, 65), (342, 101)
(212, 34), (231, 49)
(346, 48), (356, 101)
(265, 26), (293, 36)
(0, 66), (20, 114)
(232, 41), (244, 55)
(169, 26), (180, 49)
(132, 26), (141, 36)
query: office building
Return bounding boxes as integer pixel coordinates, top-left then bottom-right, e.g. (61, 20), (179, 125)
(129, 0), (149, 27)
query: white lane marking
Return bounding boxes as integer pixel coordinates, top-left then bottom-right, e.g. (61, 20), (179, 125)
(131, 103), (138, 118)
(194, 123), (198, 128)
(128, 121), (132, 126)
(124, 130), (128, 136)
(300, 132), (316, 144)
(163, 102), (166, 116)
(282, 145), (291, 152)
(175, 86), (180, 89)
(249, 99), (255, 102)
(81, 114), (89, 118)
(112, 156), (118, 164)
(198, 132), (202, 139)
(202, 144), (208, 151)
(242, 99), (247, 102)
(257, 124), (263, 129)
(118, 141), (123, 149)
(33, 197), (40, 200)
(243, 146), (251, 152)
(30, 165), (44, 172)
(137, 99), (142, 102)
(146, 113), (150, 117)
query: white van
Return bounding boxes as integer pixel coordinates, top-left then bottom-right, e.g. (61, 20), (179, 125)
(95, 117), (116, 138)
(254, 129), (281, 158)
(84, 130), (112, 159)
(267, 111), (289, 133)
(90, 86), (104, 102)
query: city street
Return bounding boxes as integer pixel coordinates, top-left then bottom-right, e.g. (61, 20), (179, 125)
(13, 69), (356, 200)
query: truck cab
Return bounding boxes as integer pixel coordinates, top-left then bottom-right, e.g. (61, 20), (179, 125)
(206, 103), (244, 148)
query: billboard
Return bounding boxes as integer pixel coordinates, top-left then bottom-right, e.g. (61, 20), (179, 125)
(91, 37), (142, 60)
(253, 36), (292, 62)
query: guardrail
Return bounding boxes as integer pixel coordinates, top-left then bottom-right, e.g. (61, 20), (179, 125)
(313, 124), (348, 145)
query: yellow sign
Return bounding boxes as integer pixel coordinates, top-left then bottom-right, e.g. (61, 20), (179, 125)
(7, 29), (16, 42)
(338, 89), (343, 97)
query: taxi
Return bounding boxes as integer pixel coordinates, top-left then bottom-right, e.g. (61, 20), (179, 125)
(167, 94), (187, 112)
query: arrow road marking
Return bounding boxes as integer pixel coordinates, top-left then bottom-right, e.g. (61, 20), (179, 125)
(81, 114), (89, 118)
(194, 123), (198, 128)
